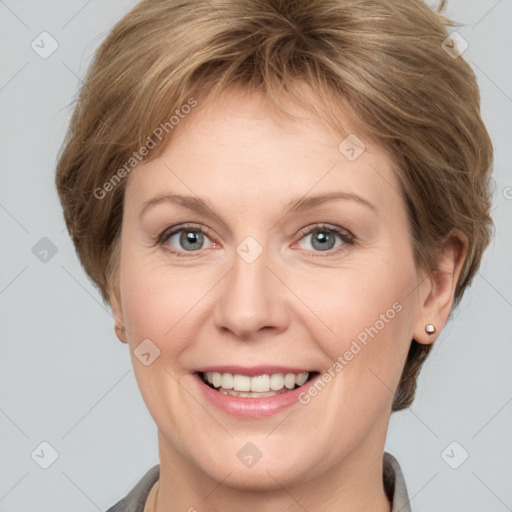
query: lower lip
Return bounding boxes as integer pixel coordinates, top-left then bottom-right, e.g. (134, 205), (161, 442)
(192, 372), (321, 418)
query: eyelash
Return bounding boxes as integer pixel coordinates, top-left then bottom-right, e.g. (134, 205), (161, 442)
(157, 222), (355, 258)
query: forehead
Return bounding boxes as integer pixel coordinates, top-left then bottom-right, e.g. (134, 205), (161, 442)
(126, 88), (402, 217)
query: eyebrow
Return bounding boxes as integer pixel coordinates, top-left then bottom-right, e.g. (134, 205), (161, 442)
(139, 191), (377, 223)
(286, 191), (377, 214)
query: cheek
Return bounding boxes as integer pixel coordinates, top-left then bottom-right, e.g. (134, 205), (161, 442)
(119, 261), (201, 412)
(308, 258), (412, 321)
(119, 251), (215, 358)
(292, 254), (417, 380)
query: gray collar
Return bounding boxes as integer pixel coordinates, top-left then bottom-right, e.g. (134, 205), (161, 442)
(384, 451), (412, 511)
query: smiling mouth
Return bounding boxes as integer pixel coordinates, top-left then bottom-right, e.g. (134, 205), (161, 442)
(197, 371), (320, 398)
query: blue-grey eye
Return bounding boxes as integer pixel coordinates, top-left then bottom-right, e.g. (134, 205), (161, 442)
(166, 229), (211, 251)
(298, 226), (346, 252)
(311, 230), (336, 251)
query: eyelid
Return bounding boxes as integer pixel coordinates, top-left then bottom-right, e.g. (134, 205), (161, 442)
(295, 222), (354, 241)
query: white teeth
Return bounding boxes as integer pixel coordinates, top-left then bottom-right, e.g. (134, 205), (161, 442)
(251, 374), (270, 392)
(270, 373), (284, 390)
(233, 374), (251, 391)
(284, 373), (296, 389)
(203, 371), (310, 393)
(296, 372), (308, 386)
(220, 389), (287, 398)
(221, 373), (234, 389)
(212, 372), (222, 388)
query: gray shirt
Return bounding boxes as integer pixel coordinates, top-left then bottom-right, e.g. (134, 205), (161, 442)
(106, 451), (411, 511)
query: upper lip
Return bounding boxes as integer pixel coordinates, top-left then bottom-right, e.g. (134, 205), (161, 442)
(194, 365), (317, 376)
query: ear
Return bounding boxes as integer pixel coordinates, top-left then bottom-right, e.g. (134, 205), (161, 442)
(108, 272), (127, 344)
(412, 230), (468, 345)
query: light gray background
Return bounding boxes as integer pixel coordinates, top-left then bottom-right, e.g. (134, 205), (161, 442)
(0, 1), (511, 511)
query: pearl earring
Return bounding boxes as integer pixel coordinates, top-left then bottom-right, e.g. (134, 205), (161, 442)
(425, 324), (436, 335)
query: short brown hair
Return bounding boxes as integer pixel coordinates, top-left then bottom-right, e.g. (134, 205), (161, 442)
(55, 0), (494, 411)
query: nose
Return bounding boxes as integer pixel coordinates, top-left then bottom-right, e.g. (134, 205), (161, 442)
(213, 245), (289, 339)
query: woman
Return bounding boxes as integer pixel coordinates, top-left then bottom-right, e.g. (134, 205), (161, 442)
(55, 0), (494, 510)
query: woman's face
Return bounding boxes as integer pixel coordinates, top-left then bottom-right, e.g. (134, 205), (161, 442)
(111, 88), (433, 490)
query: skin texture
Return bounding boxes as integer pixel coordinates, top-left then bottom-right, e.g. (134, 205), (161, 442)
(110, 88), (467, 512)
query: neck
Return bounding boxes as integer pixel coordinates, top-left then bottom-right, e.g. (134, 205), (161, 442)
(152, 425), (392, 512)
